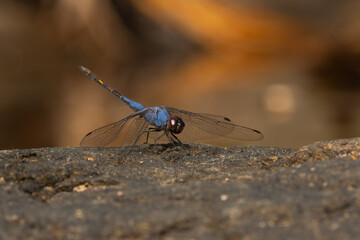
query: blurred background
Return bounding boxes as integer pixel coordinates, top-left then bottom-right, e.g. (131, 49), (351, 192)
(0, 0), (359, 149)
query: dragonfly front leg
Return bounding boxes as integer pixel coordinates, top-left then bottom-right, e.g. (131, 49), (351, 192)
(165, 131), (183, 146)
(170, 132), (182, 144)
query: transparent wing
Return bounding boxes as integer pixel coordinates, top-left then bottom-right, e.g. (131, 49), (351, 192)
(166, 107), (263, 141)
(80, 112), (144, 147)
(121, 117), (150, 145)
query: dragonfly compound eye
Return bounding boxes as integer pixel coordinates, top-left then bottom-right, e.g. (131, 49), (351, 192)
(169, 116), (185, 134)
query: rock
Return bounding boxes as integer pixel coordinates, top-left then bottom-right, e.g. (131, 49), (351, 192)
(0, 138), (359, 239)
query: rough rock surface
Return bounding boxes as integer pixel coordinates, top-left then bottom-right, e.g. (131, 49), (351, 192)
(0, 138), (359, 240)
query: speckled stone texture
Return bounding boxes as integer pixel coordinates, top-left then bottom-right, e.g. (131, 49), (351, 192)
(0, 138), (359, 239)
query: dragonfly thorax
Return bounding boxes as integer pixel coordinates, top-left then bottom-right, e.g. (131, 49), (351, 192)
(168, 116), (185, 134)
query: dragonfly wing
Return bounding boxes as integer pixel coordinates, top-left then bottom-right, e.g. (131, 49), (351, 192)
(121, 117), (150, 145)
(166, 107), (263, 141)
(80, 111), (144, 147)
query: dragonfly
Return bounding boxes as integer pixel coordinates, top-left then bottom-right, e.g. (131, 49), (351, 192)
(79, 66), (263, 147)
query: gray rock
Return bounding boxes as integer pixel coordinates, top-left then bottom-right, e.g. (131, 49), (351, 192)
(0, 138), (359, 239)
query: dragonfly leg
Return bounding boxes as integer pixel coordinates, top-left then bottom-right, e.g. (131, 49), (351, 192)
(154, 131), (166, 145)
(165, 132), (175, 145)
(134, 128), (160, 144)
(170, 132), (182, 144)
(134, 130), (146, 145)
(145, 127), (161, 143)
(165, 131), (182, 146)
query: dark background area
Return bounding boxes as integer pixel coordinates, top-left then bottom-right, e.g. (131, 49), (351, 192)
(0, 0), (359, 149)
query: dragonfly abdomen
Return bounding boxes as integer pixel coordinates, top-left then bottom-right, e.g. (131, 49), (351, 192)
(121, 96), (145, 112)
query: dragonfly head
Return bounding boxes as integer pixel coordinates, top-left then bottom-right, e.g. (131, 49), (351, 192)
(168, 116), (185, 134)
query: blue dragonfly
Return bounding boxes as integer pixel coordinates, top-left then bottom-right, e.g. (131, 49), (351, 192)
(79, 66), (263, 146)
